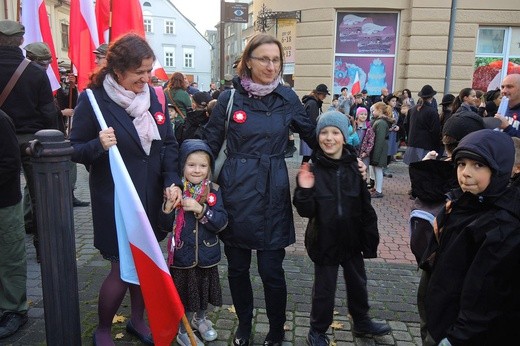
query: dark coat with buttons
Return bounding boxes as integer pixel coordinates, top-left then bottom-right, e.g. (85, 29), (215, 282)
(163, 184), (228, 269)
(203, 77), (317, 250)
(70, 86), (181, 257)
(293, 146), (379, 265)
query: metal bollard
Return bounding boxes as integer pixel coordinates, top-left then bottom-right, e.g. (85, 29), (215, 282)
(27, 129), (81, 345)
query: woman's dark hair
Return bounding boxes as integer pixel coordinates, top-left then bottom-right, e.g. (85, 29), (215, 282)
(403, 88), (412, 98)
(236, 33), (284, 78)
(451, 87), (473, 114)
(89, 33), (155, 88)
(485, 88), (501, 102)
(167, 72), (187, 90)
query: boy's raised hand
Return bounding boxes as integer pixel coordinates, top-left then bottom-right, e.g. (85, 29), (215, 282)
(298, 162), (315, 188)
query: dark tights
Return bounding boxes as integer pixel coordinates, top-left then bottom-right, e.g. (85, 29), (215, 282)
(94, 262), (150, 346)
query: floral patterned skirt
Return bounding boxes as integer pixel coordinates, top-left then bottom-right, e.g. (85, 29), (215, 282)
(171, 266), (222, 313)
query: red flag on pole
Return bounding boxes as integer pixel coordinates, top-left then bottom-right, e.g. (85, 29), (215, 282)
(94, 0), (110, 44)
(110, 0), (145, 40)
(21, 0), (61, 91)
(351, 70), (361, 96)
(69, 0), (100, 91)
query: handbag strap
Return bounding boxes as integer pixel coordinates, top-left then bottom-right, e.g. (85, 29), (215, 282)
(223, 89), (235, 138)
(166, 88), (185, 119)
(0, 58), (31, 107)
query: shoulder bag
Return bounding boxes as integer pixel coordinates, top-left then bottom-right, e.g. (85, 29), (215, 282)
(213, 89), (235, 180)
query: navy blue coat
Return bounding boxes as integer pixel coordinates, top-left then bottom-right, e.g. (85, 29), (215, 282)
(203, 77), (317, 250)
(162, 185), (228, 268)
(70, 86), (181, 256)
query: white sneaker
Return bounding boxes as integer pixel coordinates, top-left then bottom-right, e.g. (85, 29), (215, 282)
(191, 315), (218, 342)
(176, 331), (204, 346)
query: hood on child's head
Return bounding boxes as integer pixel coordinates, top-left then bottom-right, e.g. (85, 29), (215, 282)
(179, 139), (214, 173)
(452, 129), (514, 197)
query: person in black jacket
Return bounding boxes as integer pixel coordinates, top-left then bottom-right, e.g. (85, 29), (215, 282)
(300, 84), (329, 163)
(293, 111), (390, 346)
(0, 110), (28, 339)
(422, 129), (520, 345)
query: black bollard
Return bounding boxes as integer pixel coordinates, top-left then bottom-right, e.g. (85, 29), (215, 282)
(27, 129), (81, 345)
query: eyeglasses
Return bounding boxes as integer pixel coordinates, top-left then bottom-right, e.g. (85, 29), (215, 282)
(250, 56), (281, 67)
(95, 55), (106, 60)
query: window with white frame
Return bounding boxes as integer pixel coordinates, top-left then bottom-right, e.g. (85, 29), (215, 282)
(183, 48), (194, 68)
(144, 17), (153, 33)
(164, 47), (175, 68)
(472, 26), (520, 92)
(165, 20), (175, 35)
(61, 23), (69, 50)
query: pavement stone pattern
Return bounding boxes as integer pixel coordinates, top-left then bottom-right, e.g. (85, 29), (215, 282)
(4, 138), (423, 345)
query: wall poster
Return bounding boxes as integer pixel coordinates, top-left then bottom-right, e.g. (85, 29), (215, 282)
(334, 12), (399, 96)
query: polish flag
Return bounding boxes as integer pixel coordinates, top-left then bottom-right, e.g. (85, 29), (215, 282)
(69, 0), (100, 91)
(21, 0), (61, 91)
(152, 60), (169, 81)
(94, 0), (110, 44)
(110, 0), (145, 40)
(86, 90), (184, 346)
(351, 70), (361, 96)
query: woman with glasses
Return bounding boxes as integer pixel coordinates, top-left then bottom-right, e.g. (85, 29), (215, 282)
(203, 33), (317, 346)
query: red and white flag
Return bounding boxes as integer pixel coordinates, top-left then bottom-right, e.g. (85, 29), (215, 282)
(152, 60), (169, 81)
(21, 0), (61, 91)
(110, 0), (145, 40)
(94, 0), (110, 44)
(351, 70), (361, 96)
(69, 0), (100, 91)
(86, 90), (184, 346)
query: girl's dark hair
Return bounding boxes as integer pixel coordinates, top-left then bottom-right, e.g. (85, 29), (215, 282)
(89, 33), (155, 88)
(236, 33), (284, 78)
(167, 72), (187, 90)
(403, 88), (412, 98)
(451, 87), (473, 113)
(485, 88), (501, 102)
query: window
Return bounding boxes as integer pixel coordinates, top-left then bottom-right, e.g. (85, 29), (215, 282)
(61, 23), (69, 50)
(164, 47), (175, 68)
(473, 27), (520, 92)
(165, 20), (175, 35)
(144, 18), (153, 33)
(183, 48), (194, 68)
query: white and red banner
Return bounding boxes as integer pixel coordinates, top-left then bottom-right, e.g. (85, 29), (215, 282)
(152, 60), (169, 81)
(351, 70), (361, 96)
(86, 89), (184, 346)
(21, 0), (61, 91)
(69, 0), (100, 91)
(94, 0), (110, 44)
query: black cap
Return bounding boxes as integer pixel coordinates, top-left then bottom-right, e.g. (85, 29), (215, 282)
(442, 112), (501, 142)
(316, 84), (330, 95)
(192, 91), (212, 106)
(440, 94), (455, 106)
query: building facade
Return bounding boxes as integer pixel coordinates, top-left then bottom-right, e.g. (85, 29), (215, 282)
(252, 0), (520, 101)
(141, 0), (212, 89)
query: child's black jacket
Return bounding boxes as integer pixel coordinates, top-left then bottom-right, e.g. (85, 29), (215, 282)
(293, 145), (379, 265)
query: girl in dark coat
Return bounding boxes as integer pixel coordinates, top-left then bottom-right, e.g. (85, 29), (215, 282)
(160, 139), (228, 346)
(70, 34), (182, 345)
(369, 102), (394, 198)
(293, 111), (390, 345)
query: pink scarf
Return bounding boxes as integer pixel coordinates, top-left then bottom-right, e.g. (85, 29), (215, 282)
(240, 75), (282, 97)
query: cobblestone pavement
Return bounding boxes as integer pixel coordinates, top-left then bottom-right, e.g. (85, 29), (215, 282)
(4, 140), (422, 346)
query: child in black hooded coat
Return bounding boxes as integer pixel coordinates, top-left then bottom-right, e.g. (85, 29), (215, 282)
(421, 129), (520, 345)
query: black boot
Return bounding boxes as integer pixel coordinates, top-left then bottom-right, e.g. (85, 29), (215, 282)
(73, 194), (90, 207)
(353, 318), (391, 337)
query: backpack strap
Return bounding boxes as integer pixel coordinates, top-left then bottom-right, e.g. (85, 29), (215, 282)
(0, 58), (30, 107)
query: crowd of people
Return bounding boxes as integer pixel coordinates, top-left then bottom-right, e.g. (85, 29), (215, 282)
(2, 17), (520, 346)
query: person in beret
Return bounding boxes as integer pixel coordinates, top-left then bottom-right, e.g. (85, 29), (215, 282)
(93, 43), (108, 67)
(0, 19), (56, 339)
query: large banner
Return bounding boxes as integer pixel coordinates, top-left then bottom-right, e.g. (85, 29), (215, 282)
(334, 12), (398, 96)
(277, 19), (296, 64)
